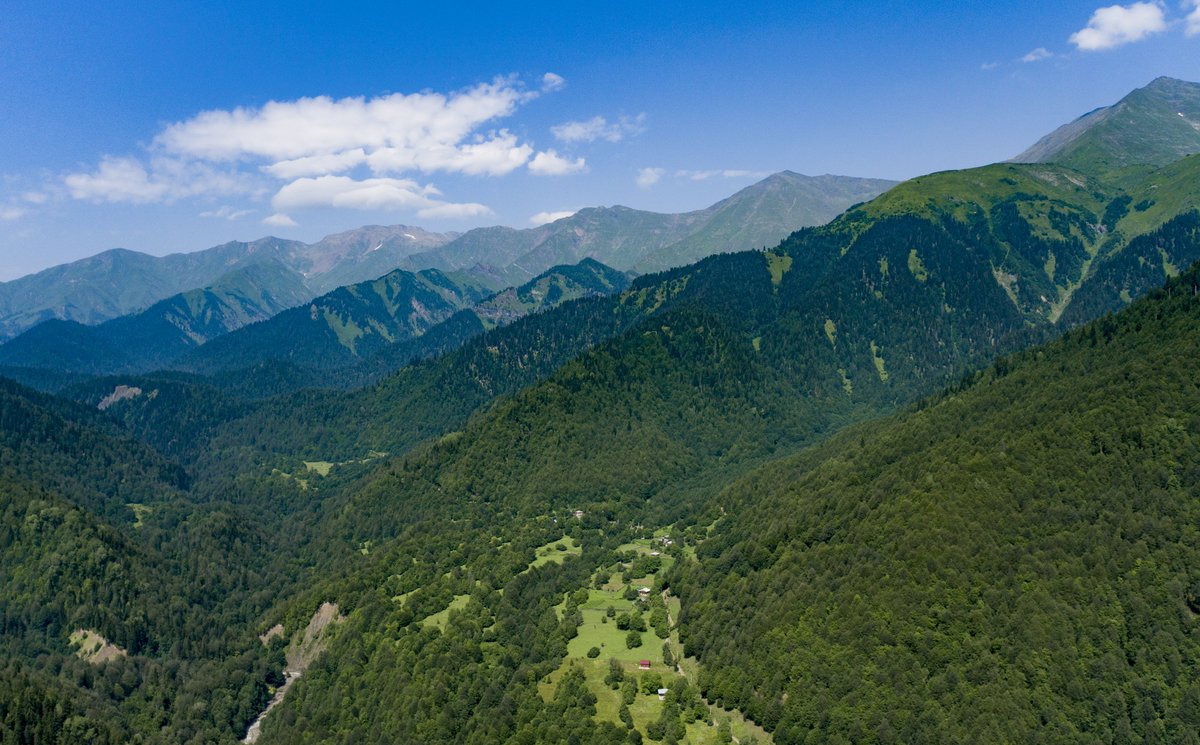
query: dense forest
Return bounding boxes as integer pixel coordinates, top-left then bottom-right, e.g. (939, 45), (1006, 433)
(673, 265), (1200, 743)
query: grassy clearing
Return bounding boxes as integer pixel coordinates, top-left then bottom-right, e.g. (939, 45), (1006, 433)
(127, 503), (152, 529)
(420, 594), (470, 630)
(527, 535), (582, 570)
(69, 629), (126, 664)
(303, 460), (335, 476)
(537, 530), (772, 743)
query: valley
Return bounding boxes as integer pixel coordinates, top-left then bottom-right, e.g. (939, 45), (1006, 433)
(2, 74), (1200, 745)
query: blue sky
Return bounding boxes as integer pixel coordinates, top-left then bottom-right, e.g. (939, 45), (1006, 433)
(1, 0), (1199, 279)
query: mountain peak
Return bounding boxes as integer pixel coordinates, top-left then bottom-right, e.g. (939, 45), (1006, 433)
(1012, 76), (1200, 173)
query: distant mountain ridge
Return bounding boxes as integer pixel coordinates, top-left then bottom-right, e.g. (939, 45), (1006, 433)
(1012, 76), (1200, 175)
(0, 225), (456, 341)
(170, 257), (632, 379)
(408, 171), (897, 287)
(0, 263), (314, 375)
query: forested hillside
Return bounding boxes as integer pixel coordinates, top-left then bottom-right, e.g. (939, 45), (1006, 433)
(672, 263), (1200, 744)
(4, 78), (1200, 745)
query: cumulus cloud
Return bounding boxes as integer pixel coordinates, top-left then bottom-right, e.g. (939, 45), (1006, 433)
(1021, 47), (1054, 62)
(1187, 0), (1200, 36)
(263, 212), (297, 227)
(551, 114), (646, 143)
(636, 167), (664, 188)
(528, 150), (586, 176)
(1069, 2), (1167, 50)
(0, 206), (26, 221)
(263, 149), (368, 179)
(417, 202), (493, 219)
(270, 174), (489, 219)
(60, 75), (578, 219)
(273, 175), (441, 211)
(529, 210), (577, 226)
(155, 79), (534, 175)
(980, 61), (1001, 71)
(65, 156), (253, 204)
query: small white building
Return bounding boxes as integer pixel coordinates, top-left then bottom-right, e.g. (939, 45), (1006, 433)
(657, 687), (669, 701)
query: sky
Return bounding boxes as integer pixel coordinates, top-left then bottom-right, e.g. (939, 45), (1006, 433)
(1, 0), (1199, 280)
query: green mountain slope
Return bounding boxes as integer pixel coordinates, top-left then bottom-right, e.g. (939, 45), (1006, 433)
(643, 171), (897, 272)
(0, 377), (289, 743)
(0, 376), (186, 521)
(0, 262), (311, 375)
(177, 267), (490, 374)
(672, 263), (1200, 744)
(1013, 76), (1200, 175)
(242, 220), (1200, 744)
(179, 258), (630, 381)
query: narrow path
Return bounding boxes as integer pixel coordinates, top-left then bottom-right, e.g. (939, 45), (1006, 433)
(661, 589), (685, 676)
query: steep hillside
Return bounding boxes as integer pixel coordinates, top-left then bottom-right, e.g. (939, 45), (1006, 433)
(672, 263), (1200, 744)
(178, 259), (630, 379)
(1013, 76), (1200, 175)
(177, 267), (489, 374)
(245, 219), (1198, 745)
(0, 376), (186, 522)
(642, 171), (896, 272)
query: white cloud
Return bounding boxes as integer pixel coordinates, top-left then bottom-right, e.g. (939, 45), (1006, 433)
(528, 149), (586, 176)
(61, 76), (562, 217)
(200, 205), (255, 220)
(636, 167), (664, 188)
(155, 79), (535, 176)
(417, 202), (493, 219)
(551, 114), (646, 143)
(270, 174), (490, 219)
(981, 61), (1001, 70)
(365, 130), (532, 176)
(64, 156), (254, 204)
(64, 157), (169, 203)
(263, 149), (367, 179)
(1021, 47), (1054, 62)
(273, 175), (440, 211)
(1187, 0), (1200, 36)
(263, 212), (297, 227)
(529, 209), (577, 226)
(20, 191), (47, 204)
(0, 206), (26, 221)
(1069, 2), (1167, 50)
(675, 169), (770, 181)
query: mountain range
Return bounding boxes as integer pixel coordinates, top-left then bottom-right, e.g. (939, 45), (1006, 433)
(0, 171), (894, 384)
(0, 171), (894, 350)
(408, 171), (897, 287)
(0, 225), (455, 341)
(4, 76), (1200, 745)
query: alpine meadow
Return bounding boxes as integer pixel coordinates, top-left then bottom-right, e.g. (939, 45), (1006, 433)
(3, 4), (1200, 744)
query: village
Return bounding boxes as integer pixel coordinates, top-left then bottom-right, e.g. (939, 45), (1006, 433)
(534, 528), (773, 744)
